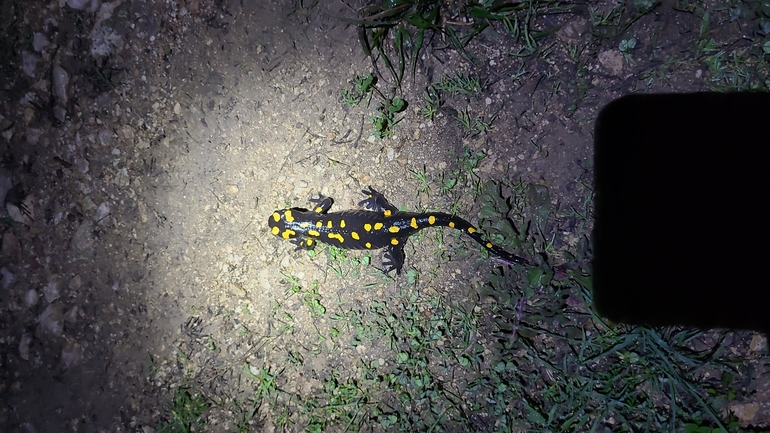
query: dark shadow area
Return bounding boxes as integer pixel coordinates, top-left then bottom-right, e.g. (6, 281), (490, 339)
(593, 92), (770, 332)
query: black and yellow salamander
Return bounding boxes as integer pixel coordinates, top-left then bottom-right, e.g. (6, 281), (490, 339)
(268, 186), (529, 274)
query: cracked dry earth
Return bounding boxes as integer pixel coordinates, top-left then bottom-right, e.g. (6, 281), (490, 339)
(1, 0), (769, 432)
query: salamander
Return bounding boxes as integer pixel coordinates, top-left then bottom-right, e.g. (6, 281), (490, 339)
(268, 186), (528, 274)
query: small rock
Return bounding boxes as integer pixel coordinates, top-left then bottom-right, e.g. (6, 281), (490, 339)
(228, 284), (247, 297)
(1, 267), (15, 289)
(730, 402), (759, 423)
(81, 196), (97, 212)
(95, 202), (110, 223)
(225, 184), (239, 196)
(64, 306), (78, 323)
(53, 105), (67, 123)
(19, 333), (32, 360)
(21, 422), (38, 433)
(98, 129), (114, 147)
(24, 289), (39, 308)
(21, 51), (39, 78)
(68, 275), (82, 291)
(61, 340), (83, 368)
(95, 0), (122, 24)
(557, 16), (589, 42)
(52, 65), (69, 104)
(120, 125), (134, 140)
(750, 333), (767, 351)
(6, 194), (35, 226)
(39, 304), (64, 335)
(23, 107), (35, 124)
(43, 274), (61, 303)
(189, 0), (200, 15)
(598, 49), (624, 76)
(90, 2), (126, 58)
(66, 0), (90, 9)
(76, 158), (89, 174)
(115, 167), (129, 187)
(71, 220), (94, 253)
(33, 33), (50, 53)
(174, 102), (181, 115)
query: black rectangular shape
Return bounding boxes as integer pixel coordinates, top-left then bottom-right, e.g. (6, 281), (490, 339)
(593, 93), (770, 331)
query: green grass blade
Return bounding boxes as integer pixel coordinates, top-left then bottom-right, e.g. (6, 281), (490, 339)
(411, 29), (424, 79)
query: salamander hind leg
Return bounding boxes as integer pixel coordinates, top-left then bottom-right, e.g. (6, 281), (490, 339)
(309, 194), (334, 213)
(358, 186), (398, 214)
(382, 244), (405, 274)
(291, 237), (317, 251)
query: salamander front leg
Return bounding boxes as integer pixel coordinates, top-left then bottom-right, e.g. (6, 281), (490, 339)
(358, 186), (399, 214)
(290, 237), (316, 251)
(382, 244), (405, 275)
(308, 194), (334, 213)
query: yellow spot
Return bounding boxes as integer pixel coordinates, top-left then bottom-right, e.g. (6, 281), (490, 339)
(364, 223), (372, 232)
(410, 217), (418, 229)
(315, 207), (323, 213)
(351, 232), (360, 240)
(468, 227), (477, 234)
(388, 226), (400, 233)
(486, 242), (493, 248)
(449, 221), (455, 228)
(365, 242), (372, 248)
(307, 239), (314, 246)
(390, 238), (399, 245)
(271, 226), (280, 236)
(300, 222), (309, 228)
(316, 221), (323, 227)
(308, 230), (320, 237)
(327, 220), (333, 228)
(285, 210), (294, 222)
(384, 210), (392, 217)
(340, 220), (346, 228)
(281, 229), (296, 239)
(428, 215), (436, 225)
(327, 233), (344, 243)
(272, 212), (280, 222)
(374, 222), (384, 230)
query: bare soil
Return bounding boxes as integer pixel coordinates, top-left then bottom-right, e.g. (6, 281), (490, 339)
(0, 0), (767, 431)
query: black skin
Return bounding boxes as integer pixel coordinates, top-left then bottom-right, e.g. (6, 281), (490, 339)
(268, 186), (528, 274)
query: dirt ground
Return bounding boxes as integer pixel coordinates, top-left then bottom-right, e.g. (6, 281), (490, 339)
(0, 0), (768, 432)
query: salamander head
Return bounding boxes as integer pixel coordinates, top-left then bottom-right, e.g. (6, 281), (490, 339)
(268, 209), (299, 240)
